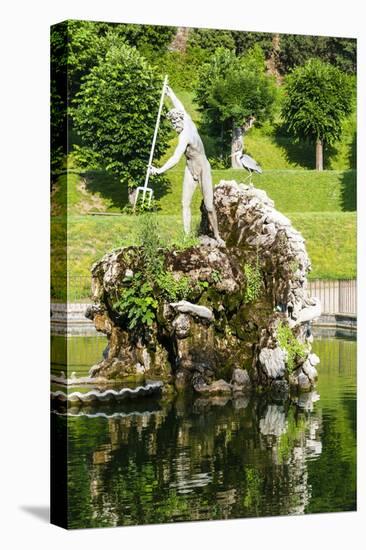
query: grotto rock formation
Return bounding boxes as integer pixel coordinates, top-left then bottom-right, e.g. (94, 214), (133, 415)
(87, 180), (320, 395)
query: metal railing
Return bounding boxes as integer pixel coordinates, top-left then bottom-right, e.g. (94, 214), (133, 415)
(307, 279), (356, 315)
(51, 275), (357, 315)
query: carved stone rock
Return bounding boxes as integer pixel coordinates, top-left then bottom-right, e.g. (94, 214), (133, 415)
(88, 180), (320, 395)
(259, 347), (287, 379)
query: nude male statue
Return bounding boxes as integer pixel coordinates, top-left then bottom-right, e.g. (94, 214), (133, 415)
(150, 86), (224, 246)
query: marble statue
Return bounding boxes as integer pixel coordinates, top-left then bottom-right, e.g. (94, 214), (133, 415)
(149, 86), (224, 245)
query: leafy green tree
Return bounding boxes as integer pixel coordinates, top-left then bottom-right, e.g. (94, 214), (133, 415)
(278, 34), (356, 75)
(282, 58), (354, 170)
(195, 46), (277, 167)
(67, 20), (112, 95)
(51, 21), (176, 175)
(187, 28), (236, 52)
(66, 21), (175, 99)
(72, 45), (171, 200)
(326, 37), (357, 74)
(112, 23), (176, 55)
(231, 30), (273, 56)
(51, 22), (68, 175)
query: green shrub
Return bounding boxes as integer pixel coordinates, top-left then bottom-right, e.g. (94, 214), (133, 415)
(276, 322), (307, 373)
(136, 214), (163, 279)
(114, 272), (158, 329)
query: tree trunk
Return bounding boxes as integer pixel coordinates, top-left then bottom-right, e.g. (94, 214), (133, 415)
(315, 139), (323, 171)
(220, 123), (224, 164)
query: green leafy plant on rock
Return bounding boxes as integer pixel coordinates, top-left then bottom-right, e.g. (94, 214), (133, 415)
(114, 272), (158, 329)
(243, 262), (262, 304)
(276, 322), (307, 373)
(169, 230), (200, 251)
(113, 215), (207, 329)
(211, 269), (222, 284)
(156, 271), (191, 302)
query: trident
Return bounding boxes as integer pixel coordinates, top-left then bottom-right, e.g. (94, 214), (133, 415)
(134, 74), (168, 210)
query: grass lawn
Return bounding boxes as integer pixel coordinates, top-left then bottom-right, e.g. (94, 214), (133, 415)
(161, 169), (356, 214)
(64, 211), (355, 280)
(54, 168), (356, 216)
(290, 212), (356, 280)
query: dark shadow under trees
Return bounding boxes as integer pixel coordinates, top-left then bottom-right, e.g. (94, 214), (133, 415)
(82, 170), (171, 211)
(340, 170), (356, 212)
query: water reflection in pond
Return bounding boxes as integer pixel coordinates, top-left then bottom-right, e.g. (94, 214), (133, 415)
(52, 336), (356, 528)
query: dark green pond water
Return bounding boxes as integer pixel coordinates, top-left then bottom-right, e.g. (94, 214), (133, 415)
(52, 336), (356, 528)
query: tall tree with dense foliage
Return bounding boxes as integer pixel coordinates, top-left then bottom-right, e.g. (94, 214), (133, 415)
(195, 46), (277, 167)
(187, 28), (236, 53)
(231, 30), (274, 57)
(72, 45), (171, 200)
(51, 22), (68, 175)
(66, 20), (176, 99)
(278, 34), (356, 75)
(282, 58), (354, 170)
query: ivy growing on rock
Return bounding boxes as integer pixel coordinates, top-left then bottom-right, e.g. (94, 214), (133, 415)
(276, 322), (307, 373)
(243, 261), (262, 304)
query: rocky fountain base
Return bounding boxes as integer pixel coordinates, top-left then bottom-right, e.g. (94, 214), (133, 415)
(86, 180), (321, 397)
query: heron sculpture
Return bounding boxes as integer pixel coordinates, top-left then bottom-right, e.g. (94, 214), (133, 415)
(234, 151), (262, 184)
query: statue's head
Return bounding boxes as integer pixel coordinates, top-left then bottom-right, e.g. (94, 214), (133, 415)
(167, 109), (184, 134)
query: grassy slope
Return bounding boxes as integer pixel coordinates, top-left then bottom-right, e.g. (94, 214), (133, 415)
(60, 169), (356, 216)
(53, 168), (356, 298)
(244, 110), (356, 171)
(160, 169), (356, 214)
(290, 212), (356, 280)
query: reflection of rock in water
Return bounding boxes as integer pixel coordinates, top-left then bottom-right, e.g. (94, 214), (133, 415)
(193, 394), (250, 413)
(169, 453), (212, 494)
(259, 405), (287, 436)
(66, 394), (324, 526)
(259, 401), (323, 515)
(294, 390), (320, 412)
